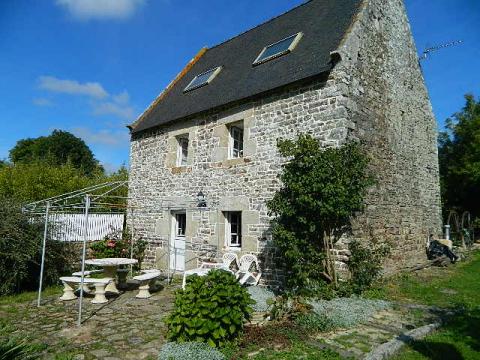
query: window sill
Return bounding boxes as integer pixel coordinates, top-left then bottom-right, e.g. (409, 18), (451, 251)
(221, 157), (252, 168)
(224, 246), (242, 252)
(171, 166), (192, 174)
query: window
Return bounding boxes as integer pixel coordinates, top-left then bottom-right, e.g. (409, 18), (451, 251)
(175, 213), (186, 237)
(253, 32), (303, 66)
(176, 135), (189, 166)
(184, 66), (222, 92)
(225, 212), (242, 248)
(228, 123), (244, 159)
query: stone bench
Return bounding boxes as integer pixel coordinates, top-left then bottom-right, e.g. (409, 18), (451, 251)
(132, 271), (161, 299)
(71, 270), (103, 293)
(59, 276), (112, 304)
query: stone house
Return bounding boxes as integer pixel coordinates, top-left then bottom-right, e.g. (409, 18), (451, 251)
(128, 0), (442, 283)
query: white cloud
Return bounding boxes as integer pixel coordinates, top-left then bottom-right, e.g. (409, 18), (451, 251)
(72, 127), (130, 147)
(92, 102), (135, 120)
(56, 0), (145, 20)
(33, 97), (54, 107)
(38, 76), (108, 99)
(93, 90), (135, 120)
(112, 90), (130, 105)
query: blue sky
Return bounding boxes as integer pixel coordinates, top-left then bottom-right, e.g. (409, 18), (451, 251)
(1, 0), (479, 171)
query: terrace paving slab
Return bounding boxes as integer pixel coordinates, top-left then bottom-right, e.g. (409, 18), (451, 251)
(0, 283), (176, 359)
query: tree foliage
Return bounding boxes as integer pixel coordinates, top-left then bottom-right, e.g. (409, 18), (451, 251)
(0, 162), (128, 203)
(0, 197), (76, 295)
(9, 130), (101, 175)
(267, 135), (373, 292)
(439, 94), (480, 219)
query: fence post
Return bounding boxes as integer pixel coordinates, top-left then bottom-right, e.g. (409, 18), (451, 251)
(37, 201), (50, 307)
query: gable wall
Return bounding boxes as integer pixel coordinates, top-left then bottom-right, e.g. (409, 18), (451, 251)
(335, 0), (442, 271)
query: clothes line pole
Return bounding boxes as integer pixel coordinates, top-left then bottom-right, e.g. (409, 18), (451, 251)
(37, 201), (50, 307)
(77, 194), (90, 327)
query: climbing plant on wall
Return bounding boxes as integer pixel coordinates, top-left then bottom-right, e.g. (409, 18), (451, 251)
(267, 134), (373, 293)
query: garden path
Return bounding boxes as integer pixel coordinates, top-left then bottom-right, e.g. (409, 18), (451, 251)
(0, 283), (175, 359)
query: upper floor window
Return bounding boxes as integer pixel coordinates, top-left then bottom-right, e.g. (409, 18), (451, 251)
(228, 123), (244, 159)
(176, 135), (189, 167)
(225, 211), (242, 248)
(253, 32), (303, 66)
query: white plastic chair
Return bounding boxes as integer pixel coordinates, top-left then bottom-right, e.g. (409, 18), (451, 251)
(236, 254), (262, 286)
(221, 252), (239, 270)
(199, 252), (239, 271)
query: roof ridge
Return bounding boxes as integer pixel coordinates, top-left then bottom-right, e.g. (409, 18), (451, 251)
(208, 0), (313, 51)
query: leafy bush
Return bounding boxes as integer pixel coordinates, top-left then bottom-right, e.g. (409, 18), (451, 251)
(295, 312), (335, 332)
(165, 269), (254, 347)
(0, 338), (44, 360)
(309, 297), (390, 329)
(266, 294), (311, 322)
(267, 135), (373, 291)
(347, 240), (390, 295)
(90, 229), (147, 269)
(0, 197), (75, 295)
(247, 286), (276, 312)
(158, 342), (225, 360)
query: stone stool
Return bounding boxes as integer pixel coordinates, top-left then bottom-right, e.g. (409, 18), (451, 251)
(133, 271), (161, 299)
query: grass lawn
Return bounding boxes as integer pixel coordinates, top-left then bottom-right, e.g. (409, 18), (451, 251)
(379, 250), (480, 360)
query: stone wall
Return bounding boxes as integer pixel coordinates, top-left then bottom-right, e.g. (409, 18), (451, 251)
(129, 73), (350, 285)
(128, 0), (442, 283)
(334, 0), (443, 271)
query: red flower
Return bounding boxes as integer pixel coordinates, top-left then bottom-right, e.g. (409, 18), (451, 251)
(107, 240), (116, 248)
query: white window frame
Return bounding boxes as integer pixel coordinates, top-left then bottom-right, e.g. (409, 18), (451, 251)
(225, 211), (242, 249)
(176, 135), (189, 167)
(253, 32), (303, 66)
(183, 66), (222, 93)
(228, 123), (244, 159)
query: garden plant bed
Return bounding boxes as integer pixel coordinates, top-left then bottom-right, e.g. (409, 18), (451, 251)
(1, 250), (479, 359)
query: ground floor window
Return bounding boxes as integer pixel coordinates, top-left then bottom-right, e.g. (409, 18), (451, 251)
(224, 211), (242, 248)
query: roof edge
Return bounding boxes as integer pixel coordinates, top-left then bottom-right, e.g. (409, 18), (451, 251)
(128, 47), (208, 131)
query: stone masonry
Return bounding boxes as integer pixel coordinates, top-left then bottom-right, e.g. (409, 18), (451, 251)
(128, 0), (442, 285)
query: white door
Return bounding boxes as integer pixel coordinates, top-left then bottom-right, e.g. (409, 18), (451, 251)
(170, 212), (186, 271)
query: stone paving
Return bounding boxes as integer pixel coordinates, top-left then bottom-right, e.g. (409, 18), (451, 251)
(0, 281), (175, 359)
(316, 303), (443, 359)
(1, 281), (444, 360)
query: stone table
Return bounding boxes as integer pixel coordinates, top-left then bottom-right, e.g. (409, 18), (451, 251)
(85, 258), (138, 293)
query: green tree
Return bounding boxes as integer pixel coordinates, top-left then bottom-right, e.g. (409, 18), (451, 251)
(267, 135), (373, 292)
(0, 197), (75, 295)
(439, 94), (480, 219)
(9, 130), (102, 175)
(0, 162), (97, 202)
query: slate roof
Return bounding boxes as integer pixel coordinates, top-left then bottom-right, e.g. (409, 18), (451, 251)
(131, 0), (362, 133)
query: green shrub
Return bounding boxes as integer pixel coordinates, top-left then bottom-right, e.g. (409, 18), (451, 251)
(347, 240), (390, 294)
(295, 312), (335, 332)
(90, 230), (147, 269)
(267, 135), (373, 291)
(165, 269), (254, 347)
(158, 342), (225, 360)
(266, 294), (311, 322)
(0, 197), (75, 295)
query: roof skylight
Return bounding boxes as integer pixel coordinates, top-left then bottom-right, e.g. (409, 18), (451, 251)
(184, 67), (222, 93)
(253, 32), (303, 66)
